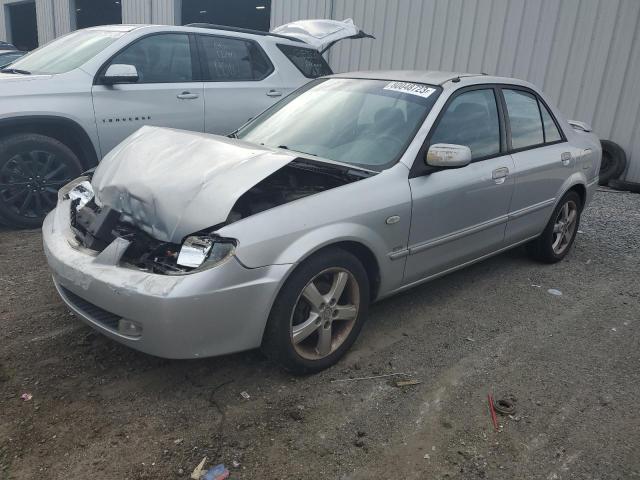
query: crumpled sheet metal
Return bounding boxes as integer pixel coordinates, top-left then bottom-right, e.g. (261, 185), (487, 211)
(91, 126), (295, 244)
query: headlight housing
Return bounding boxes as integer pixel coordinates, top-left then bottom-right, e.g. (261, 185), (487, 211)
(176, 235), (236, 270)
(59, 176), (94, 209)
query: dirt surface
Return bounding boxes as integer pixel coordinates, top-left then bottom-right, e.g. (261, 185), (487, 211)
(1, 190), (639, 480)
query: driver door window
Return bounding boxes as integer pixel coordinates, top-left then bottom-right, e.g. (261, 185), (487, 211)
(107, 33), (194, 83)
(430, 89), (501, 160)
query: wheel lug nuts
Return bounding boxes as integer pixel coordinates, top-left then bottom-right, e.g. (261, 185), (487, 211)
(332, 309), (338, 317)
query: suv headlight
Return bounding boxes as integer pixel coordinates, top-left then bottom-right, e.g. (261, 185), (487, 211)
(59, 176), (94, 209)
(176, 236), (236, 270)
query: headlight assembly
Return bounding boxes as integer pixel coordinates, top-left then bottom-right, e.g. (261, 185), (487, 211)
(59, 176), (94, 209)
(176, 236), (236, 270)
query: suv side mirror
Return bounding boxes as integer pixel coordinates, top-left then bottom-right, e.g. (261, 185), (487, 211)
(102, 64), (139, 85)
(426, 143), (472, 168)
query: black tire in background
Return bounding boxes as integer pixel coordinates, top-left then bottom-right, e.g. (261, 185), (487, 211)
(608, 179), (640, 194)
(598, 140), (627, 186)
(0, 133), (83, 228)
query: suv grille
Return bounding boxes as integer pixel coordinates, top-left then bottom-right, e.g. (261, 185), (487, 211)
(59, 286), (121, 331)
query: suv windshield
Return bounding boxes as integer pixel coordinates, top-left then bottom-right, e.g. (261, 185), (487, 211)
(8, 30), (125, 75)
(237, 78), (440, 171)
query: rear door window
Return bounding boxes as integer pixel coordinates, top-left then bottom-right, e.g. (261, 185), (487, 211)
(503, 89), (545, 150)
(277, 44), (333, 78)
(539, 102), (562, 143)
(197, 35), (273, 81)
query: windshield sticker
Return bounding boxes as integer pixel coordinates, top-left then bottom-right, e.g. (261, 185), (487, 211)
(384, 82), (436, 99)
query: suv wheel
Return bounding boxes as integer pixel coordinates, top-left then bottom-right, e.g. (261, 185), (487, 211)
(527, 191), (582, 263)
(262, 248), (370, 374)
(0, 133), (82, 228)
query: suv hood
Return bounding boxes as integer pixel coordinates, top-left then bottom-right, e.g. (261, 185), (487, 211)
(91, 126), (297, 243)
(272, 18), (374, 53)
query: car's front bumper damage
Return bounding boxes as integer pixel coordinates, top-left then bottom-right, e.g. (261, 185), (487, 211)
(42, 199), (290, 359)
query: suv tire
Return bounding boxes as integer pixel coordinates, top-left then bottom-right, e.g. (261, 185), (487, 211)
(262, 248), (370, 374)
(0, 133), (83, 228)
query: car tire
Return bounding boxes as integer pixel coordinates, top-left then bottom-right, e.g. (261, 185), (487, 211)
(527, 191), (582, 264)
(262, 248), (370, 374)
(0, 133), (83, 228)
(608, 179), (640, 194)
(598, 140), (627, 186)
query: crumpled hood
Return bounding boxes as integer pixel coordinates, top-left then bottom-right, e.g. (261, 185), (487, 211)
(92, 126), (296, 243)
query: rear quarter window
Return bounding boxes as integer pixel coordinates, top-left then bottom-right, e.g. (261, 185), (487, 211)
(277, 44), (333, 78)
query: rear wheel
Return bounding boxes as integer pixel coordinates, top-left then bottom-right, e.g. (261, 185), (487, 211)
(0, 133), (82, 228)
(527, 191), (582, 263)
(262, 248), (370, 374)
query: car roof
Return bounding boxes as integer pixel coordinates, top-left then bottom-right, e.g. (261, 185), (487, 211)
(83, 24), (142, 33)
(110, 24), (315, 49)
(330, 70), (525, 87)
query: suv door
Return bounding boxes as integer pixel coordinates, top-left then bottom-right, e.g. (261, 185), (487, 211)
(500, 87), (577, 243)
(92, 33), (204, 155)
(405, 87), (515, 284)
(196, 34), (284, 135)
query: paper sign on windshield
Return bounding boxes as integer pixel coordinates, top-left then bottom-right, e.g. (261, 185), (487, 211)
(384, 81), (436, 99)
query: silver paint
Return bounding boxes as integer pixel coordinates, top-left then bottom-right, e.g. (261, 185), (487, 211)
(43, 71), (601, 359)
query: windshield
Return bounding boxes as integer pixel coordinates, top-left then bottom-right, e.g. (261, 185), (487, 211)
(237, 78), (440, 171)
(8, 30), (125, 74)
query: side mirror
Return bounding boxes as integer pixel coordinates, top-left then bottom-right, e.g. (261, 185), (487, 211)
(102, 64), (139, 85)
(426, 143), (472, 168)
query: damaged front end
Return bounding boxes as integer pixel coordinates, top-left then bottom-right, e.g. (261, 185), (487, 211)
(60, 129), (372, 276)
(62, 177), (236, 275)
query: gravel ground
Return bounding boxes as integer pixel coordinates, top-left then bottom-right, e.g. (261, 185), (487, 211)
(0, 190), (639, 480)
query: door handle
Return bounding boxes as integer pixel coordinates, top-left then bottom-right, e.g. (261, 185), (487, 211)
(266, 90), (282, 97)
(561, 152), (572, 166)
(177, 91), (199, 100)
(492, 167), (509, 184)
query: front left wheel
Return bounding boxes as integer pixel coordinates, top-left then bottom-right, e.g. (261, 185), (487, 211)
(262, 248), (370, 374)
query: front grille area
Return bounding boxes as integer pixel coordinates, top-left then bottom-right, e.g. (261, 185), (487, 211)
(59, 285), (121, 331)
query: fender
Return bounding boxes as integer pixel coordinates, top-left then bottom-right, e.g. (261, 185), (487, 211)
(254, 222), (405, 300)
(0, 115), (99, 168)
(553, 171), (589, 212)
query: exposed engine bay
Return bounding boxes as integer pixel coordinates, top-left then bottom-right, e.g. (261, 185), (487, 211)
(69, 159), (371, 275)
(228, 159), (371, 222)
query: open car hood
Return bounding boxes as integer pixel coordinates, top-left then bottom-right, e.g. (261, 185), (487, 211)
(91, 126), (296, 243)
(271, 18), (374, 53)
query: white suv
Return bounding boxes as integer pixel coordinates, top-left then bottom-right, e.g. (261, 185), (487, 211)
(0, 19), (371, 227)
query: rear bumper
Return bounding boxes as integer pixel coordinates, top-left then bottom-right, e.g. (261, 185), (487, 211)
(42, 201), (291, 359)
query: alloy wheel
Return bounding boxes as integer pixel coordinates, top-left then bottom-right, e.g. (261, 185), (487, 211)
(0, 150), (75, 220)
(290, 267), (360, 360)
(552, 200), (578, 255)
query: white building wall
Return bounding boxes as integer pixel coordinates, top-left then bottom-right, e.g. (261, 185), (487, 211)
(1, 0), (638, 181)
(122, 0), (177, 24)
(0, 0), (73, 45)
(272, 0), (640, 183)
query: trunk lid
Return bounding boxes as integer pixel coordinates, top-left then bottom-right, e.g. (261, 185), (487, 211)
(271, 18), (374, 53)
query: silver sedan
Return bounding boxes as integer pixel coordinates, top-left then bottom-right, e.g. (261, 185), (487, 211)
(43, 71), (601, 373)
